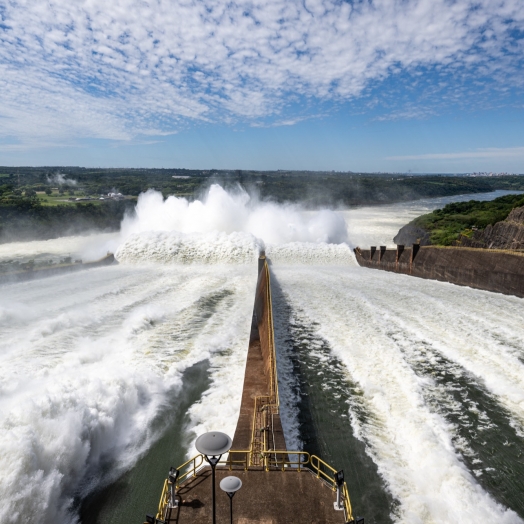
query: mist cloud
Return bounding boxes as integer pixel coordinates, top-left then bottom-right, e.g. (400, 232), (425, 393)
(46, 173), (78, 187)
(121, 184), (349, 245)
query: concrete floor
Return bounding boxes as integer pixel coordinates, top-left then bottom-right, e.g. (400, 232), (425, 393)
(164, 466), (349, 524)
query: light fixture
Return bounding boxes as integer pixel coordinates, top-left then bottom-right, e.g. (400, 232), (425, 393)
(220, 475), (242, 524)
(145, 514), (165, 524)
(195, 431), (233, 524)
(334, 469), (345, 511)
(168, 467), (180, 508)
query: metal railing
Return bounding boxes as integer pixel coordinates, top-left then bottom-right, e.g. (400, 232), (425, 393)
(156, 479), (170, 522)
(264, 450), (310, 471)
(153, 451), (251, 522)
(152, 451), (353, 523)
(175, 453), (204, 487)
(311, 454), (354, 521)
(263, 262), (279, 408)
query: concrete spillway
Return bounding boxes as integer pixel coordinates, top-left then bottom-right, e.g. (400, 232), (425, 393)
(231, 255), (286, 453)
(148, 256), (359, 524)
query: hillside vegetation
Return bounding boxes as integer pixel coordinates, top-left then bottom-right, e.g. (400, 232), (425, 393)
(2, 168), (524, 242)
(407, 194), (524, 246)
(0, 184), (132, 242)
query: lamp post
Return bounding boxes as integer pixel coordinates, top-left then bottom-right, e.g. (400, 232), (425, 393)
(195, 431), (232, 524)
(333, 469), (344, 511)
(220, 476), (242, 524)
(168, 467), (180, 508)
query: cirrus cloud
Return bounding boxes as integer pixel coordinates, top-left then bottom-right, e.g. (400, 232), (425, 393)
(0, 0), (523, 146)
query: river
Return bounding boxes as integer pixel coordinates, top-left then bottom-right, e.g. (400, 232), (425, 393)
(0, 188), (522, 523)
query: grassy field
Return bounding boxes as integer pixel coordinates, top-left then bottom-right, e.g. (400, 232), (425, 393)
(34, 191), (134, 206)
(36, 191), (81, 206)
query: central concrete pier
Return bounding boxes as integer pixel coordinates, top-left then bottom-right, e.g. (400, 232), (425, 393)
(232, 255), (286, 454)
(148, 256), (357, 524)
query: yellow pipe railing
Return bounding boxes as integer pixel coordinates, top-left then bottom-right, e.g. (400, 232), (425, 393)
(264, 450), (310, 471)
(153, 451), (354, 523)
(175, 453), (204, 487)
(155, 479), (170, 522)
(310, 454), (354, 522)
(264, 263), (279, 408)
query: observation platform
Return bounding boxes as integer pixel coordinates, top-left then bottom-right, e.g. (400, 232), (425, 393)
(163, 466), (347, 524)
(145, 256), (359, 524)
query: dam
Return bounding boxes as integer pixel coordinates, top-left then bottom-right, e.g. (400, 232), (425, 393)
(144, 255), (360, 524)
(2, 190), (524, 524)
(353, 244), (524, 298)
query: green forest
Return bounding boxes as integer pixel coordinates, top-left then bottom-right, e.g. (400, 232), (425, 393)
(1, 166), (524, 243)
(410, 193), (524, 246)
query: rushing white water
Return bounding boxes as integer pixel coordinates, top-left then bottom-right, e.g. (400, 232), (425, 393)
(0, 185), (350, 523)
(0, 264), (256, 523)
(121, 185), (348, 245)
(271, 264), (524, 523)
(0, 232), (120, 265)
(1, 186), (523, 523)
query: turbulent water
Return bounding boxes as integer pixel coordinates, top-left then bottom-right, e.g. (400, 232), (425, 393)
(272, 265), (524, 523)
(1, 187), (523, 523)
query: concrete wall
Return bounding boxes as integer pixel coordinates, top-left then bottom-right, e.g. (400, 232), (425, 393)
(252, 255), (278, 402)
(354, 245), (524, 298)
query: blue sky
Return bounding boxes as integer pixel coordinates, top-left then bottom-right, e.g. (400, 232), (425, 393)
(0, 0), (523, 173)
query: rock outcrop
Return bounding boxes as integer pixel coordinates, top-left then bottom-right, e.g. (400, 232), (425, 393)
(456, 205), (524, 250)
(393, 223), (431, 246)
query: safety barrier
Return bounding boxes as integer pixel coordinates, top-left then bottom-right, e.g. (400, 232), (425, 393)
(254, 259), (279, 409)
(263, 261), (279, 407)
(152, 451), (353, 523)
(155, 479), (170, 522)
(311, 454), (354, 521)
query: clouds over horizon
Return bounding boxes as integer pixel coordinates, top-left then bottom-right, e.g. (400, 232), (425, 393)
(1, 0), (524, 148)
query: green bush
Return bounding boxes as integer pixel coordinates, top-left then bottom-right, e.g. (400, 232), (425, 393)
(413, 194), (524, 245)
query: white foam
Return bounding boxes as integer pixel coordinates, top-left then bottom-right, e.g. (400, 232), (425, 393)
(2, 187), (522, 523)
(115, 230), (263, 265)
(121, 185), (349, 245)
(266, 241), (355, 265)
(0, 232), (119, 264)
(0, 264), (256, 523)
(272, 265), (524, 523)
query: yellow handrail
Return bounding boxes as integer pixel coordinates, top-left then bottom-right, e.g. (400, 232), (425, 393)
(343, 483), (354, 522)
(224, 450), (251, 471)
(153, 450), (354, 522)
(155, 479), (170, 522)
(310, 455), (353, 521)
(264, 263), (279, 407)
(310, 454), (338, 487)
(176, 453), (205, 487)
(264, 450), (310, 471)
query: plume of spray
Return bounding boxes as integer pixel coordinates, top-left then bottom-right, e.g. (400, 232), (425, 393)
(116, 184), (352, 265)
(46, 172), (78, 187)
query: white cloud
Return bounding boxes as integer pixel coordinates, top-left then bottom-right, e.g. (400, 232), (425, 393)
(387, 146), (524, 160)
(0, 0), (523, 146)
